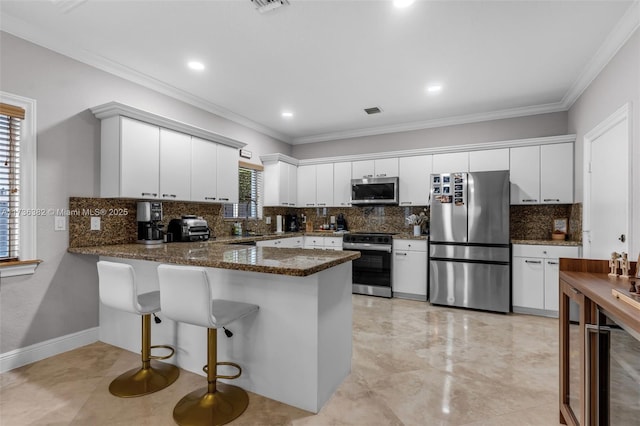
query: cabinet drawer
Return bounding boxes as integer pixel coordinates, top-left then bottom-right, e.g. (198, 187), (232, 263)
(324, 237), (343, 248)
(393, 239), (427, 252)
(512, 244), (580, 259)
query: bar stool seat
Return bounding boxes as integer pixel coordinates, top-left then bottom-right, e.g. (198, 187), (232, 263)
(97, 261), (179, 397)
(158, 264), (259, 426)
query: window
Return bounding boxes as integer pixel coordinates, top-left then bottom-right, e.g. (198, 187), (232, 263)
(0, 103), (24, 260)
(0, 92), (37, 276)
(223, 162), (263, 219)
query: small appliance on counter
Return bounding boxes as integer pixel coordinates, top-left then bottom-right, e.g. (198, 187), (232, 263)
(285, 214), (299, 232)
(137, 201), (165, 245)
(167, 215), (211, 242)
(336, 214), (348, 231)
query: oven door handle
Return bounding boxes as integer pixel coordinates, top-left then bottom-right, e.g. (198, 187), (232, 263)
(343, 243), (392, 253)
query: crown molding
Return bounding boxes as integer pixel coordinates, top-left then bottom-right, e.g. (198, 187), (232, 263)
(91, 101), (247, 149)
(0, 14), (291, 144)
(295, 134), (576, 166)
(561, 0), (640, 109)
(259, 153), (299, 166)
(291, 102), (567, 145)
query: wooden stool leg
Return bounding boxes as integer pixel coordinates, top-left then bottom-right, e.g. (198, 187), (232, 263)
(108, 314), (179, 398)
(172, 328), (249, 426)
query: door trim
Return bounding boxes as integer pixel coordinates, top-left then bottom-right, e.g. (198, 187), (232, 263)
(582, 102), (632, 258)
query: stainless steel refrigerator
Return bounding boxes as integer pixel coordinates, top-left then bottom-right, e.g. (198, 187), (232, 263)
(428, 170), (511, 313)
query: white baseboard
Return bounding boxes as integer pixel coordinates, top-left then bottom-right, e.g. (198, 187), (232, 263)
(0, 327), (99, 373)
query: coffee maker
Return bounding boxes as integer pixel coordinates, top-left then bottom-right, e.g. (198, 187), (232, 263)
(137, 201), (164, 244)
(285, 214), (299, 232)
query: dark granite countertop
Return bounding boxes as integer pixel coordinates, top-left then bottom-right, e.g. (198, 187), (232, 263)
(68, 241), (360, 277)
(511, 239), (582, 247)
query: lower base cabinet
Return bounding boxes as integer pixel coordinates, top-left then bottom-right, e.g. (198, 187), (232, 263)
(392, 239), (427, 300)
(512, 244), (581, 317)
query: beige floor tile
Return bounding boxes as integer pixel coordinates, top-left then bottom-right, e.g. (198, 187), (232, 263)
(1, 296), (565, 425)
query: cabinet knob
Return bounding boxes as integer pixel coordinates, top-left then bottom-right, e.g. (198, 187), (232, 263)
(543, 199), (560, 202)
(525, 260), (542, 264)
(522, 199), (538, 203)
(219, 198), (229, 201)
(204, 197), (216, 200)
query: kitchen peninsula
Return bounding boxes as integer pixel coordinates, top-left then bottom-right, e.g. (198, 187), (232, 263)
(69, 241), (360, 413)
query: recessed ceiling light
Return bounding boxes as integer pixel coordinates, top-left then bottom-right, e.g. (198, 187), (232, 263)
(282, 111), (293, 118)
(393, 0), (415, 8)
(427, 85), (443, 93)
(187, 61), (205, 71)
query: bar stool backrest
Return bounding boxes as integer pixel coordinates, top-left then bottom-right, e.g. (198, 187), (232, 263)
(157, 264), (212, 328)
(97, 261), (146, 315)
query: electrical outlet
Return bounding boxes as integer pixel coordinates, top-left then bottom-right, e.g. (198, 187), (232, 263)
(90, 216), (101, 231)
(265, 216), (271, 225)
(54, 216), (66, 231)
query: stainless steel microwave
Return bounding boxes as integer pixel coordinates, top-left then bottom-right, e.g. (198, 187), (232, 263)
(351, 177), (399, 205)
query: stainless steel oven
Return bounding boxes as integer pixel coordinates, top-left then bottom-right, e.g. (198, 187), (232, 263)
(343, 233), (393, 298)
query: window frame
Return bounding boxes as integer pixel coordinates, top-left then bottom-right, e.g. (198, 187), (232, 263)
(0, 92), (38, 276)
(223, 161), (263, 221)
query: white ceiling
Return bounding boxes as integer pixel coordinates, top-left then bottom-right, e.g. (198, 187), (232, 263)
(1, 0), (638, 144)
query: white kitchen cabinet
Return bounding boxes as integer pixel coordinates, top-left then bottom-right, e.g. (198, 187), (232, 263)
(190, 137), (218, 202)
(333, 162), (352, 207)
(469, 149), (509, 172)
(258, 236), (304, 248)
(303, 236), (343, 250)
(264, 161), (297, 207)
(392, 239), (427, 300)
(399, 155), (433, 206)
(540, 143), (573, 204)
(510, 145), (540, 204)
(432, 152), (469, 174)
(297, 165), (317, 207)
(159, 128), (191, 201)
(118, 117), (160, 199)
(352, 158), (399, 178)
(216, 144), (239, 203)
(315, 163), (334, 207)
(512, 244), (581, 316)
(510, 143), (573, 205)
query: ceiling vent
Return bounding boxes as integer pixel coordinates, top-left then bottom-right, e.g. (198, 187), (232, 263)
(251, 0), (290, 13)
(364, 107), (383, 115)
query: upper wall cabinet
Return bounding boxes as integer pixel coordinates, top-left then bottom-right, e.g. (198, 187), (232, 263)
(333, 162), (352, 207)
(432, 152), (469, 173)
(510, 143), (573, 205)
(263, 159), (297, 207)
(469, 148), (510, 172)
(352, 158), (398, 178)
(297, 164), (318, 207)
(93, 102), (245, 202)
(399, 155), (433, 206)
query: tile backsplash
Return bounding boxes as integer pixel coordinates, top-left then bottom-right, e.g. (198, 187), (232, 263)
(68, 197), (581, 247)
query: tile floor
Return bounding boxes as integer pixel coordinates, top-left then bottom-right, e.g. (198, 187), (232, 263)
(1, 296), (562, 425)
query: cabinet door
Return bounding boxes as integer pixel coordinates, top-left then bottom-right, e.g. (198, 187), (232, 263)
(374, 158), (398, 177)
(469, 149), (509, 172)
(352, 160), (374, 178)
(433, 152), (469, 173)
(333, 162), (352, 207)
(316, 163), (334, 207)
(541, 143), (573, 204)
(297, 165), (317, 207)
(304, 236), (324, 249)
(190, 137), (218, 202)
(120, 117), (160, 198)
(392, 250), (427, 297)
(324, 237), (343, 251)
(159, 129), (191, 201)
(263, 163), (281, 206)
(216, 144), (238, 203)
(512, 257), (544, 309)
(544, 259), (560, 311)
(399, 155), (432, 206)
(287, 162), (298, 206)
(510, 146), (540, 204)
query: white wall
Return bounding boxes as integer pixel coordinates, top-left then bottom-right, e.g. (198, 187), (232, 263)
(291, 112), (568, 159)
(0, 32), (291, 354)
(568, 29), (640, 255)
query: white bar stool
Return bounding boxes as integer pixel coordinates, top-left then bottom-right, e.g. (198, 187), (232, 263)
(97, 261), (179, 397)
(157, 264), (259, 426)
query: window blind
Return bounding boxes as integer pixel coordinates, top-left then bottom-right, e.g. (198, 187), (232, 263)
(223, 162), (264, 219)
(0, 103), (24, 261)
